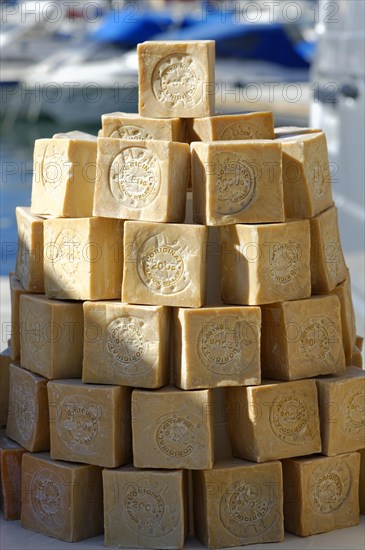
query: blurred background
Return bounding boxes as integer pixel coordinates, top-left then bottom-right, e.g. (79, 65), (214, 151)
(0, 0), (364, 337)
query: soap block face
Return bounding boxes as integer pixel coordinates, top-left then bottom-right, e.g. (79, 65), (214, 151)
(138, 41), (215, 118)
(192, 140), (284, 226)
(31, 137), (97, 217)
(316, 367), (365, 456)
(0, 430), (26, 520)
(132, 387), (214, 469)
(174, 306), (261, 390)
(21, 453), (103, 542)
(280, 132), (333, 218)
(44, 217), (123, 300)
(330, 275), (357, 362)
(93, 138), (189, 222)
(282, 453), (360, 536)
(0, 349), (11, 427)
(101, 112), (185, 141)
(52, 130), (97, 141)
(122, 221), (207, 307)
(274, 126), (321, 139)
(47, 380), (131, 468)
(188, 112), (274, 142)
(83, 301), (171, 388)
(310, 206), (347, 293)
(19, 294), (84, 379)
(9, 274), (31, 362)
(193, 459), (284, 549)
(220, 220), (311, 305)
(103, 467), (188, 549)
(6, 364), (49, 452)
(261, 295), (346, 380)
(227, 380), (321, 462)
(15, 207), (44, 292)
(360, 449), (365, 515)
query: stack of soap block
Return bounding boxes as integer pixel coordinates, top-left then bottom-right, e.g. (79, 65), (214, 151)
(1, 39), (364, 549)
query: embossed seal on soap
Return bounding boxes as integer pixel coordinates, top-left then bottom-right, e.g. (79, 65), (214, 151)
(341, 386), (365, 438)
(25, 309), (47, 367)
(14, 378), (35, 441)
(42, 144), (69, 194)
(152, 53), (204, 108)
(300, 316), (331, 362)
(31, 468), (65, 527)
(269, 242), (300, 285)
(154, 412), (207, 459)
(57, 396), (101, 453)
(270, 393), (310, 445)
(215, 152), (256, 215)
(52, 228), (82, 290)
(308, 460), (351, 514)
(103, 316), (149, 376)
(221, 123), (261, 140)
(110, 125), (153, 140)
(124, 477), (179, 537)
(109, 146), (161, 208)
(309, 155), (326, 198)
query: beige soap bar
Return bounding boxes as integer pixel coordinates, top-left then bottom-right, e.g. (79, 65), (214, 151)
(6, 364), (49, 452)
(310, 206), (347, 293)
(274, 126), (321, 139)
(316, 367), (365, 456)
(31, 136), (97, 217)
(188, 111), (274, 142)
(53, 130), (97, 141)
(93, 138), (189, 222)
(351, 344), (363, 368)
(83, 301), (170, 388)
(0, 430), (26, 520)
(220, 220), (311, 305)
(261, 295), (346, 380)
(15, 207), (44, 292)
(101, 112), (185, 141)
(0, 349), (11, 427)
(279, 132), (333, 218)
(122, 221), (207, 307)
(282, 452), (360, 536)
(19, 294), (83, 379)
(360, 449), (365, 514)
(103, 466), (188, 549)
(227, 379), (321, 462)
(138, 40), (215, 118)
(329, 274), (357, 362)
(174, 306), (261, 389)
(44, 217), (123, 300)
(21, 452), (103, 542)
(193, 459), (284, 549)
(132, 387), (214, 469)
(48, 380), (131, 468)
(9, 274), (31, 361)
(192, 140), (285, 226)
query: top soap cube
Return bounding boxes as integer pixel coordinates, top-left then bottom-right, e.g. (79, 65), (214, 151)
(138, 41), (215, 118)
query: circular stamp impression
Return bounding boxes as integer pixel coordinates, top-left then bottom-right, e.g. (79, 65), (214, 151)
(31, 468), (65, 528)
(52, 228), (82, 290)
(109, 146), (161, 208)
(124, 477), (179, 537)
(341, 386), (365, 438)
(197, 316), (258, 375)
(152, 53), (204, 108)
(269, 243), (299, 285)
(270, 393), (310, 445)
(56, 396), (100, 453)
(155, 414), (202, 459)
(220, 480), (277, 540)
(215, 152), (256, 215)
(221, 123), (259, 140)
(110, 125), (153, 140)
(309, 155), (326, 198)
(300, 316), (331, 362)
(103, 316), (149, 376)
(308, 460), (351, 514)
(25, 309), (47, 367)
(42, 144), (68, 194)
(14, 378), (35, 442)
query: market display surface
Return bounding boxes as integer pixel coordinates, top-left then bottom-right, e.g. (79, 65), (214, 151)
(0, 39), (364, 549)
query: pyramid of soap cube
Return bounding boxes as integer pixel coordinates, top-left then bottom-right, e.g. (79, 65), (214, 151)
(1, 38), (363, 550)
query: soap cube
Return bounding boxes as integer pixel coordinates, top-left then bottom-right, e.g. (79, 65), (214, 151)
(227, 379), (321, 462)
(101, 112), (185, 141)
(83, 301), (170, 388)
(103, 466), (188, 549)
(19, 294), (83, 379)
(316, 367), (365, 456)
(191, 140), (284, 225)
(31, 136), (97, 217)
(48, 380), (131, 468)
(174, 306), (261, 390)
(360, 449), (365, 515)
(329, 275), (357, 362)
(138, 40), (215, 118)
(6, 364), (49, 452)
(188, 111), (274, 142)
(193, 459), (284, 549)
(280, 132), (333, 218)
(9, 274), (31, 361)
(122, 221), (207, 307)
(44, 217), (123, 300)
(282, 453), (360, 536)
(21, 452), (103, 542)
(52, 130), (97, 141)
(93, 138), (189, 222)
(261, 295), (346, 380)
(0, 349), (11, 427)
(15, 207), (44, 292)
(0, 430), (26, 520)
(274, 126), (321, 139)
(310, 206), (347, 293)
(132, 387), (214, 469)
(220, 220), (311, 305)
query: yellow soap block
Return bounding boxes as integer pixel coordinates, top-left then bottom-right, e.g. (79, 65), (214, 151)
(15, 207), (44, 292)
(9, 274), (31, 362)
(101, 112), (185, 141)
(188, 111), (274, 142)
(0, 349), (11, 427)
(0, 430), (26, 520)
(329, 274), (357, 363)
